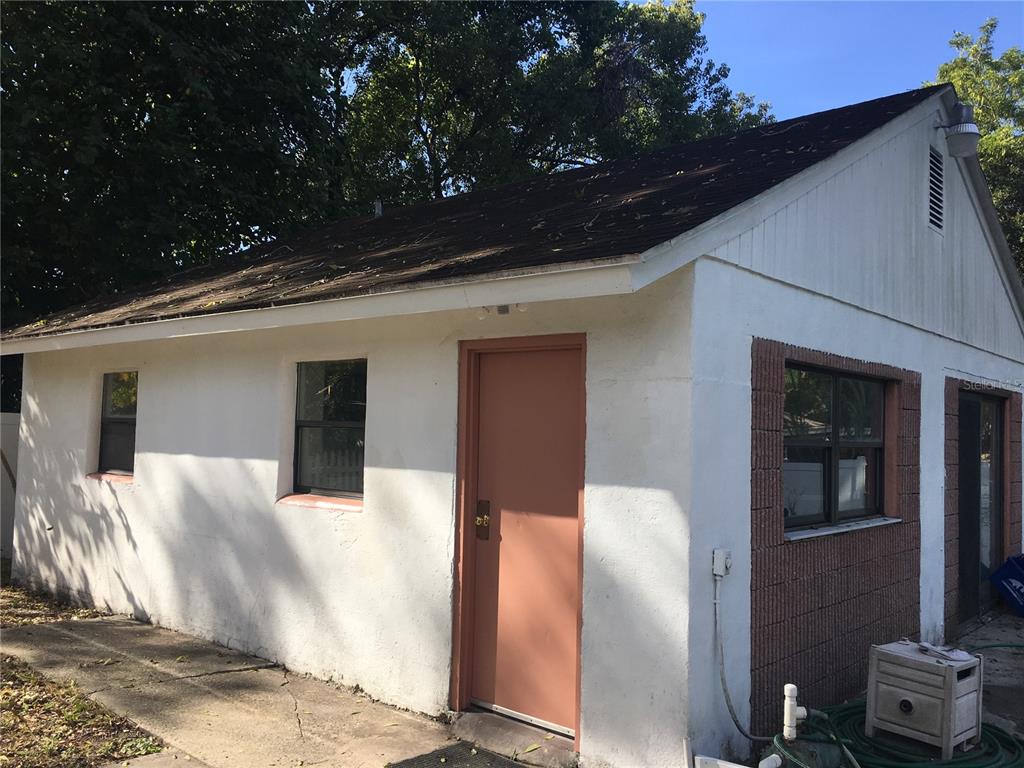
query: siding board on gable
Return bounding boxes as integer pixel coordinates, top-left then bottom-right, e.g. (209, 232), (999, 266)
(709, 117), (1024, 360)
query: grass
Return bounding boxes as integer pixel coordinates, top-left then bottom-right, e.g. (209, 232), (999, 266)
(1, 586), (163, 767)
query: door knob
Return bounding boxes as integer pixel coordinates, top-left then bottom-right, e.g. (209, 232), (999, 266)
(475, 500), (491, 540)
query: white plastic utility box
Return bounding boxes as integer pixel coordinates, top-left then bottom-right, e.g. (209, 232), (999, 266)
(866, 640), (982, 760)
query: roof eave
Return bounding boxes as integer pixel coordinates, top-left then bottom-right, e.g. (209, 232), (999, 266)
(0, 254), (642, 354)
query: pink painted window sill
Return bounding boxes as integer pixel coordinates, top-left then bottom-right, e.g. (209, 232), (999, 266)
(276, 493), (363, 513)
(86, 472), (134, 485)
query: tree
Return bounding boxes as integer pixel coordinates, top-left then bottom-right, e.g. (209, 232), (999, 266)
(933, 18), (1024, 277)
(344, 1), (770, 203)
(1, 2), (356, 331)
(2, 1), (768, 331)
(1, 1), (768, 332)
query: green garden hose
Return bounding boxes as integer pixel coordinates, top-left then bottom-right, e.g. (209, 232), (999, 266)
(798, 700), (1024, 768)
(964, 644), (1024, 653)
(773, 733), (817, 768)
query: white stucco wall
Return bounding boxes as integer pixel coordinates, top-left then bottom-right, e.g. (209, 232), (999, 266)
(684, 256), (1024, 758)
(13, 268), (696, 768)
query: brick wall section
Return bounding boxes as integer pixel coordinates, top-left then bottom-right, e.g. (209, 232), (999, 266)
(943, 380), (1022, 639)
(750, 339), (921, 735)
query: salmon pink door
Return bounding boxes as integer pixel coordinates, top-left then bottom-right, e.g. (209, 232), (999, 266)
(455, 336), (584, 737)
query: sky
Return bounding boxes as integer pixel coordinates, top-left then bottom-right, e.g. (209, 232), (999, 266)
(694, 1), (1023, 120)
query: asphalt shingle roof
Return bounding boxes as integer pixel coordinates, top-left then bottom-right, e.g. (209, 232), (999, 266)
(3, 84), (947, 341)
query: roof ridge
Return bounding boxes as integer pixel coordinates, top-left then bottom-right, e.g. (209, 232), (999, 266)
(361, 83), (953, 223)
(3, 83), (952, 341)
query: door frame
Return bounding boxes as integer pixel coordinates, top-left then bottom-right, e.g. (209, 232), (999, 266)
(944, 378), (1021, 636)
(957, 390), (1007, 620)
(450, 333), (586, 748)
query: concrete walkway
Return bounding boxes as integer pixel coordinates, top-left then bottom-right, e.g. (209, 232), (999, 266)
(19, 612), (1014, 768)
(2, 616), (455, 767)
(959, 611), (1024, 738)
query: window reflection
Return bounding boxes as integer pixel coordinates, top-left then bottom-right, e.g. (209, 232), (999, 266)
(979, 400), (996, 574)
(837, 447), (882, 520)
(784, 368), (832, 439)
(838, 377), (884, 441)
(783, 446), (827, 525)
(294, 359), (367, 497)
(782, 364), (886, 529)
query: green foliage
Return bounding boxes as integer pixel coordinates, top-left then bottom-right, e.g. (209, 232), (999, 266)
(346, 1), (772, 202)
(933, 18), (1024, 277)
(106, 371), (138, 416)
(0, 0), (770, 337)
(1, 2), (353, 329)
(783, 368), (831, 439)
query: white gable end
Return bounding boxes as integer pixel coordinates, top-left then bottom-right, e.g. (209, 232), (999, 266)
(701, 102), (1024, 361)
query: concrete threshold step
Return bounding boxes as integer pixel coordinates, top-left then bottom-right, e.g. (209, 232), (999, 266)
(451, 710), (577, 768)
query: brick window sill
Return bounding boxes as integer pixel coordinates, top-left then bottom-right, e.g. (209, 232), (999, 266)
(276, 493), (363, 513)
(85, 472), (134, 485)
(784, 515), (902, 542)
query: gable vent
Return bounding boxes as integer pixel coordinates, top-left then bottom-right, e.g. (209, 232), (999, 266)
(928, 147), (944, 230)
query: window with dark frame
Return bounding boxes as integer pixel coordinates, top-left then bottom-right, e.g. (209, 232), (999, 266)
(99, 371), (138, 475)
(782, 365), (885, 529)
(294, 359), (367, 497)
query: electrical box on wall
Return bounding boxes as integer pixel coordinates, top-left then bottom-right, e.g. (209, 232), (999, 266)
(865, 640), (982, 760)
(712, 548), (732, 577)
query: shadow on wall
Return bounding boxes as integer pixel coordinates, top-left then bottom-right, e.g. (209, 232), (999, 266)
(15, 460), (696, 763)
(14, 449), (454, 706)
(14, 400), (139, 613)
(13, 355), (473, 716)
(12, 277), (716, 760)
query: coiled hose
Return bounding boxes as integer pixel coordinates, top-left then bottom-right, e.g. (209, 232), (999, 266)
(797, 700), (1024, 768)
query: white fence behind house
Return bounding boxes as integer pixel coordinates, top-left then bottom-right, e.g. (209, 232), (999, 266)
(1, 412), (19, 561)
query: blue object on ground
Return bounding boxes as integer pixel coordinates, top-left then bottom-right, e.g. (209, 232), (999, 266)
(991, 554), (1024, 617)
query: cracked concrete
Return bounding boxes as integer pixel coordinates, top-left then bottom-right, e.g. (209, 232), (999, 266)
(281, 671), (305, 740)
(2, 616), (454, 767)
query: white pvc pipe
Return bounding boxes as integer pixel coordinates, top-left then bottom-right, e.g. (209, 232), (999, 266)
(783, 684), (807, 742)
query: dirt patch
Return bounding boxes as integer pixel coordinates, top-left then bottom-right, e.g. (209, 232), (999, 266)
(0, 653), (162, 767)
(1, 586), (162, 766)
(1, 585), (106, 628)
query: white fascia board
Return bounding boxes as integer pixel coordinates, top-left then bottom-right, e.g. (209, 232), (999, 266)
(1, 258), (638, 354)
(628, 90), (957, 292)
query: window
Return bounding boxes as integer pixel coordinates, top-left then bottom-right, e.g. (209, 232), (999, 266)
(294, 359), (367, 497)
(99, 371), (138, 475)
(783, 365), (884, 529)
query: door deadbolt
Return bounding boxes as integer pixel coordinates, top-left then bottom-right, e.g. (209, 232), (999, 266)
(475, 500), (491, 540)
